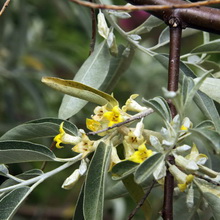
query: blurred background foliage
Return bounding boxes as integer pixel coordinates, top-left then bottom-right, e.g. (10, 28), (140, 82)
(0, 0), (220, 219)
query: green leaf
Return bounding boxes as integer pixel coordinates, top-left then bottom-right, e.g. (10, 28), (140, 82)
(122, 175), (152, 220)
(183, 71), (210, 112)
(105, 173), (127, 199)
(0, 169), (43, 189)
(190, 128), (220, 154)
(111, 160), (139, 180)
(194, 77), (220, 104)
(100, 45), (135, 93)
(0, 118), (78, 141)
(203, 193), (220, 220)
(42, 77), (118, 117)
(154, 54), (220, 132)
(134, 153), (164, 185)
(131, 15), (163, 35)
(83, 142), (111, 220)
(194, 178), (220, 220)
(56, 41), (112, 119)
(0, 165), (9, 176)
(143, 97), (171, 122)
(73, 185), (84, 220)
(0, 141), (56, 164)
(0, 187), (30, 220)
(191, 39), (220, 54)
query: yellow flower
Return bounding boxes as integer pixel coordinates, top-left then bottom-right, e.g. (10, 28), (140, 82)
(54, 122), (81, 148)
(178, 174), (194, 192)
(122, 94), (147, 112)
(103, 106), (124, 127)
(169, 164), (194, 192)
(86, 119), (101, 132)
(92, 105), (108, 121)
(72, 133), (94, 155)
(128, 143), (153, 163)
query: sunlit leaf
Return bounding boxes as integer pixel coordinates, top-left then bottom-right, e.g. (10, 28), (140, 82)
(0, 141), (56, 164)
(0, 118), (78, 141)
(134, 153), (164, 185)
(0, 165), (9, 176)
(42, 77), (118, 115)
(56, 41), (112, 119)
(83, 142), (111, 220)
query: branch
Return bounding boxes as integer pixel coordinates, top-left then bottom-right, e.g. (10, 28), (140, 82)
(70, 0), (220, 10)
(86, 108), (154, 136)
(0, 0), (11, 16)
(126, 0), (220, 34)
(69, 0), (220, 34)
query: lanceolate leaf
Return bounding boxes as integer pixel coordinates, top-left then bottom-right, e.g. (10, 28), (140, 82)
(0, 141), (56, 164)
(0, 187), (31, 220)
(190, 128), (220, 154)
(134, 153), (164, 185)
(83, 142), (111, 220)
(191, 39), (220, 54)
(143, 97), (171, 122)
(56, 41), (112, 119)
(111, 160), (139, 180)
(0, 118), (78, 141)
(42, 77), (118, 114)
(193, 77), (220, 104)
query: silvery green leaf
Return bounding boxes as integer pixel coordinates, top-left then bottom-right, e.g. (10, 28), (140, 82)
(153, 160), (166, 180)
(0, 165), (9, 176)
(58, 41), (111, 119)
(194, 77), (220, 104)
(128, 34), (141, 41)
(149, 135), (163, 151)
(108, 10), (131, 19)
(84, 142), (111, 220)
(191, 39), (220, 54)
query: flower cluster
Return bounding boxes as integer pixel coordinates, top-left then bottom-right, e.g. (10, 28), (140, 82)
(53, 94), (213, 195)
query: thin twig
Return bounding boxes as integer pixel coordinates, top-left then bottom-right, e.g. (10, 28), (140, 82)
(69, 0), (220, 11)
(86, 108), (154, 135)
(128, 180), (156, 220)
(0, 0), (11, 16)
(89, 0), (96, 55)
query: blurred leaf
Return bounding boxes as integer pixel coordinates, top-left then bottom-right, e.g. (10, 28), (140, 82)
(194, 77), (220, 104)
(143, 97), (171, 122)
(105, 173), (127, 199)
(131, 15), (163, 35)
(122, 175), (152, 220)
(195, 120), (214, 129)
(111, 160), (139, 180)
(191, 39), (220, 54)
(134, 153), (164, 185)
(73, 185), (84, 220)
(83, 142), (111, 220)
(100, 45), (135, 93)
(57, 41), (112, 119)
(190, 128), (220, 154)
(0, 118), (78, 141)
(0, 187), (31, 220)
(0, 165), (9, 176)
(195, 178), (220, 220)
(42, 77), (118, 116)
(203, 193), (220, 220)
(0, 141), (56, 164)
